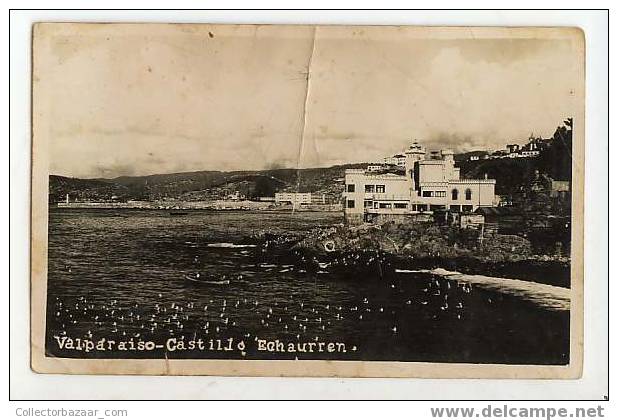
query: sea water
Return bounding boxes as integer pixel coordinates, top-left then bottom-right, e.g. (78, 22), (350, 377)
(46, 208), (569, 364)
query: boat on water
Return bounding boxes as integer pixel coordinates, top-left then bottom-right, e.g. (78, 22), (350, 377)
(169, 211), (189, 216)
(184, 273), (230, 285)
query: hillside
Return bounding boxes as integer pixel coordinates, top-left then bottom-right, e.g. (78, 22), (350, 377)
(48, 176), (127, 204)
(457, 157), (540, 196)
(49, 163), (368, 204)
(458, 120), (572, 196)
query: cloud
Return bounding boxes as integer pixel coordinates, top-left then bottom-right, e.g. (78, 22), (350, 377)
(44, 25), (581, 178)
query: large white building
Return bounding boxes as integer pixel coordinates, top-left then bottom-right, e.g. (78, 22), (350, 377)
(275, 192), (312, 207)
(343, 142), (497, 223)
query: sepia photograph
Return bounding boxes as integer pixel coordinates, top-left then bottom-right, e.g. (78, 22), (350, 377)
(30, 23), (585, 377)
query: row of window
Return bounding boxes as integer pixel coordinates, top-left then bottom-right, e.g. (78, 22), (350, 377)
(348, 184), (474, 200)
(347, 199), (408, 209)
(422, 191), (446, 197)
(347, 200), (475, 212)
(412, 204), (474, 212)
(422, 189), (473, 200)
(364, 200), (408, 209)
(364, 185), (386, 193)
(454, 189), (472, 200)
(346, 184), (386, 193)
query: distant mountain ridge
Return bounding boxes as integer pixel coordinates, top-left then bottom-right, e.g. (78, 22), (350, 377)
(49, 163), (369, 204)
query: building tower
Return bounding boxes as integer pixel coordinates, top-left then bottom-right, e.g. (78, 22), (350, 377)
(404, 142), (426, 190)
(440, 149), (456, 180)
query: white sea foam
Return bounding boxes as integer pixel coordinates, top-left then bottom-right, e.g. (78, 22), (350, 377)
(205, 243), (257, 248)
(395, 268), (570, 311)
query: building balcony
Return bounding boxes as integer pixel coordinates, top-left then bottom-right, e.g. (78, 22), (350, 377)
(365, 207), (409, 215)
(364, 193), (410, 201)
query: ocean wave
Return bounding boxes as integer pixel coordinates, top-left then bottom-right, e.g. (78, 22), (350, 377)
(205, 243), (257, 249)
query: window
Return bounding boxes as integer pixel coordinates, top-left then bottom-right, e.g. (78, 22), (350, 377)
(451, 189), (459, 200)
(376, 185), (385, 193)
(394, 203), (408, 209)
(462, 205), (473, 212)
(347, 184), (355, 193)
(435, 191), (446, 198)
(365, 185), (375, 193)
(465, 188), (472, 200)
(347, 200), (355, 209)
(364, 200), (373, 208)
(379, 203), (392, 209)
(422, 191), (433, 197)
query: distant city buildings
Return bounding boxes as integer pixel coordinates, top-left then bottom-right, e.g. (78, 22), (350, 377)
(380, 134), (549, 168)
(383, 153), (407, 166)
(477, 135), (548, 161)
(366, 164), (383, 172)
(344, 142), (497, 224)
(226, 191), (245, 201)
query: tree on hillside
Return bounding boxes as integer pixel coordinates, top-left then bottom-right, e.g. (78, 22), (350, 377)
(460, 158), (537, 196)
(537, 118), (573, 182)
(251, 176), (278, 198)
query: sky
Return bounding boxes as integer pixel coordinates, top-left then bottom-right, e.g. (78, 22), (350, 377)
(36, 24), (584, 178)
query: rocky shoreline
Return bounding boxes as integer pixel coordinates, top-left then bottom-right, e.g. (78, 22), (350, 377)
(251, 220), (571, 288)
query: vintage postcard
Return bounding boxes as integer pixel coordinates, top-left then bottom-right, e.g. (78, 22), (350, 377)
(31, 23), (584, 377)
